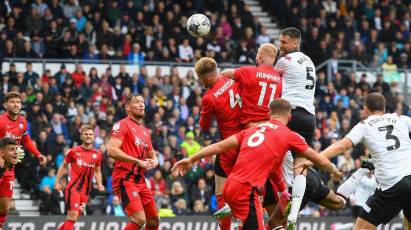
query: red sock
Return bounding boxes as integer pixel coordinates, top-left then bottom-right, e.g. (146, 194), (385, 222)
(217, 195), (231, 230)
(124, 222), (141, 230)
(63, 220), (75, 230)
(0, 215), (6, 229)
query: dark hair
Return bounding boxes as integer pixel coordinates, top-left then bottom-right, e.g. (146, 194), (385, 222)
(280, 27), (301, 40)
(125, 94), (144, 105)
(269, 99), (292, 115)
(0, 137), (17, 149)
(365, 92), (385, 112)
(5, 92), (21, 102)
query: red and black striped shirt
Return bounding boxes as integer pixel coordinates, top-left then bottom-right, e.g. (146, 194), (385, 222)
(65, 146), (102, 195)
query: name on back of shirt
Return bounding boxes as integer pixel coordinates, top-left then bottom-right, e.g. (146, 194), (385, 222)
(213, 79), (234, 97)
(367, 116), (397, 126)
(297, 56), (310, 65)
(256, 72), (281, 83)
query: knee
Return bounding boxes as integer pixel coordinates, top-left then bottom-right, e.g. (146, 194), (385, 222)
(146, 217), (159, 227)
(130, 215), (146, 227)
(66, 211), (79, 221)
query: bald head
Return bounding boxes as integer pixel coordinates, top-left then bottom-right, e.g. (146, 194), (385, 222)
(256, 43), (278, 65)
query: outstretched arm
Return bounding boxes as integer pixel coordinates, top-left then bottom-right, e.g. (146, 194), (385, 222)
(94, 166), (104, 191)
(171, 135), (238, 175)
(54, 161), (68, 191)
(321, 138), (354, 159)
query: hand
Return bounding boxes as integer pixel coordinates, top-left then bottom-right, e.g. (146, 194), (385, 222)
(293, 160), (313, 172)
(16, 146), (25, 163)
(330, 169), (343, 182)
(37, 155), (47, 166)
(54, 181), (62, 192)
(0, 157), (4, 168)
(278, 190), (291, 215)
(171, 158), (193, 176)
(97, 184), (105, 192)
(138, 160), (155, 170)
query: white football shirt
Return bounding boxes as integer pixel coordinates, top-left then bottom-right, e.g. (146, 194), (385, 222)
(275, 52), (316, 115)
(351, 174), (377, 207)
(346, 113), (411, 191)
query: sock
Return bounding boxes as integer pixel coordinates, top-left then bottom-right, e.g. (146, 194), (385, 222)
(337, 168), (369, 198)
(288, 175), (306, 224)
(124, 222), (141, 230)
(63, 220), (75, 230)
(216, 195), (231, 230)
(0, 215), (6, 229)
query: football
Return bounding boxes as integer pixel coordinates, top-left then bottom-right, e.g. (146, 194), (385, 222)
(186, 13), (211, 37)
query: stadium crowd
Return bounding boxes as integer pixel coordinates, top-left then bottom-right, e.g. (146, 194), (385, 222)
(0, 0), (410, 218)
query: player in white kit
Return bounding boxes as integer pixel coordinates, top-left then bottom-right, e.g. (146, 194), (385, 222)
(318, 93), (411, 230)
(274, 27), (318, 229)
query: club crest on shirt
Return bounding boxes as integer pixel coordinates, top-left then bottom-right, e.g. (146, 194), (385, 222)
(19, 123), (24, 130)
(113, 123), (120, 131)
(92, 154), (97, 159)
(132, 191), (138, 197)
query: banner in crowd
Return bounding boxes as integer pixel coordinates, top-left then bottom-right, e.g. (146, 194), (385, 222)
(6, 216), (403, 230)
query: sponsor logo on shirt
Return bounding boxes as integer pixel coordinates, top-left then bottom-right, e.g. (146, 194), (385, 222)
(5, 131), (21, 141)
(76, 159), (96, 168)
(19, 123), (24, 130)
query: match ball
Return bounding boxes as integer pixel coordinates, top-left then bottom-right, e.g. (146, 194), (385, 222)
(186, 14), (211, 37)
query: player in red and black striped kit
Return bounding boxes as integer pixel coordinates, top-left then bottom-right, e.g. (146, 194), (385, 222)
(0, 92), (47, 229)
(0, 137), (18, 230)
(196, 57), (242, 230)
(55, 124), (104, 230)
(107, 94), (159, 230)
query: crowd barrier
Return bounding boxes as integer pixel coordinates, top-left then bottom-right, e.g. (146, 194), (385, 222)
(5, 216), (404, 230)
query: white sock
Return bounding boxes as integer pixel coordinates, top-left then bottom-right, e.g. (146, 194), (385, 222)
(288, 175), (306, 223)
(337, 168), (369, 198)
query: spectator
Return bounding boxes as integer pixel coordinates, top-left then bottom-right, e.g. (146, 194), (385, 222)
(173, 199), (190, 216)
(106, 196), (126, 217)
(178, 38), (194, 62)
(169, 181), (189, 208)
(127, 43), (144, 66)
(190, 178), (211, 209)
(180, 131), (201, 157)
(192, 200), (209, 215)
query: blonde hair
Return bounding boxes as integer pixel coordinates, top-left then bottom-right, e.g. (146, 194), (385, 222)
(194, 57), (217, 78)
(80, 124), (95, 134)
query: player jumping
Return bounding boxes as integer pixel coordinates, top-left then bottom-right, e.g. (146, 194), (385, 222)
(55, 124), (104, 230)
(107, 94), (159, 230)
(172, 99), (342, 230)
(0, 92), (47, 229)
(196, 57), (242, 230)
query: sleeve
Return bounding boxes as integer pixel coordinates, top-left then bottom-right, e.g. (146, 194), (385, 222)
(21, 134), (41, 157)
(233, 66), (254, 84)
(199, 95), (214, 131)
(110, 121), (127, 140)
(287, 131), (310, 154)
(22, 119), (29, 136)
(235, 131), (245, 145)
(65, 149), (74, 163)
(345, 123), (365, 145)
(274, 57), (287, 75)
(401, 115), (411, 132)
(147, 129), (154, 152)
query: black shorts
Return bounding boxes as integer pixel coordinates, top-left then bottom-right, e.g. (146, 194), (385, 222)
(287, 107), (316, 148)
(290, 168), (330, 210)
(264, 169), (330, 209)
(214, 155), (227, 177)
(359, 175), (411, 226)
(263, 179), (278, 208)
(352, 205), (363, 219)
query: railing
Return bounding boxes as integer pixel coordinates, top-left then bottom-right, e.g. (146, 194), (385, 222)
(2, 58), (411, 101)
(316, 59), (411, 100)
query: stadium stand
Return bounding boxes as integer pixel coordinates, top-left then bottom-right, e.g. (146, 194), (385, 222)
(0, 0), (410, 219)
